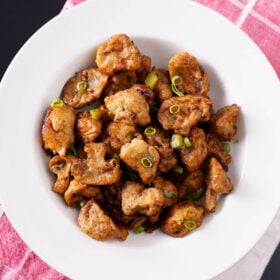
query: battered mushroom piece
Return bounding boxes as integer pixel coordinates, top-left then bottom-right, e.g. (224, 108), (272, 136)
(168, 52), (209, 96)
(204, 187), (217, 213)
(61, 68), (108, 108)
(175, 170), (205, 200)
(153, 68), (173, 102)
(206, 133), (231, 170)
(103, 121), (136, 153)
(153, 176), (178, 206)
(64, 179), (103, 207)
(96, 34), (143, 76)
(206, 157), (233, 194)
(104, 87), (151, 126)
(78, 200), (128, 241)
(144, 127), (177, 172)
(42, 103), (75, 155)
(160, 201), (204, 237)
(71, 142), (121, 185)
(179, 127), (208, 171)
(119, 138), (160, 184)
(121, 181), (166, 216)
(49, 155), (76, 194)
(76, 111), (102, 144)
(103, 71), (137, 96)
(210, 104), (239, 141)
(157, 95), (212, 136)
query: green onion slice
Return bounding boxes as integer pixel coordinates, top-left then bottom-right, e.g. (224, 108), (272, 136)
(89, 108), (102, 120)
(222, 142), (231, 153)
(51, 99), (64, 108)
(144, 127), (157, 136)
(79, 199), (87, 208)
(184, 137), (192, 148)
(171, 75), (184, 96)
(171, 134), (184, 149)
(141, 157), (153, 168)
(112, 153), (120, 160)
(134, 225), (145, 234)
(76, 80), (88, 92)
(184, 219), (197, 231)
(164, 189), (176, 200)
(172, 166), (184, 174)
(185, 187), (205, 201)
(66, 145), (77, 156)
(169, 104), (180, 114)
(145, 71), (159, 90)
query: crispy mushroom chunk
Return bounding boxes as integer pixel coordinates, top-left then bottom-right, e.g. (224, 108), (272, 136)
(71, 142), (121, 185)
(42, 103), (75, 155)
(64, 179), (103, 207)
(204, 187), (217, 213)
(96, 34), (143, 76)
(49, 155), (76, 194)
(210, 104), (239, 141)
(168, 52), (209, 96)
(179, 127), (208, 172)
(104, 87), (151, 126)
(157, 95), (212, 136)
(144, 126), (177, 172)
(121, 181), (166, 216)
(160, 201), (204, 237)
(120, 138), (160, 184)
(61, 68), (108, 108)
(76, 111), (102, 144)
(78, 200), (128, 241)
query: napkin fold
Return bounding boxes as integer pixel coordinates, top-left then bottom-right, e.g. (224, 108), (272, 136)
(1, 0), (279, 279)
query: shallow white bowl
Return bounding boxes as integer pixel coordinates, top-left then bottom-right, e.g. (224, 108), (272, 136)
(0, 0), (280, 279)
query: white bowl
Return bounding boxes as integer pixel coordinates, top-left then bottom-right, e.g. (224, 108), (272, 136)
(0, 0), (280, 279)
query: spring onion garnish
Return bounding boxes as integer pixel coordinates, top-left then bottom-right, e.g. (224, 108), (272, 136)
(171, 75), (184, 96)
(144, 127), (157, 136)
(222, 142), (231, 153)
(171, 134), (184, 149)
(169, 104), (180, 114)
(66, 145), (77, 156)
(89, 108), (102, 120)
(79, 199), (87, 208)
(164, 189), (176, 200)
(76, 80), (88, 92)
(172, 166), (184, 174)
(184, 137), (192, 148)
(134, 225), (145, 234)
(184, 219), (197, 231)
(145, 70), (159, 89)
(112, 153), (120, 160)
(185, 187), (205, 201)
(51, 99), (64, 108)
(141, 157), (153, 168)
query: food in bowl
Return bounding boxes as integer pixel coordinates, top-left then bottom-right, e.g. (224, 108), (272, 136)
(41, 34), (239, 241)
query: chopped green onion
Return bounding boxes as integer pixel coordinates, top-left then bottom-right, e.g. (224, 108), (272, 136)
(171, 75), (184, 96)
(172, 166), (184, 174)
(222, 142), (231, 153)
(184, 137), (192, 148)
(89, 108), (102, 120)
(134, 225), (145, 234)
(51, 99), (64, 108)
(164, 189), (176, 200)
(79, 199), (87, 208)
(171, 134), (184, 149)
(141, 157), (153, 168)
(66, 145), (77, 156)
(76, 80), (88, 92)
(144, 127), (157, 136)
(112, 153), (120, 160)
(184, 219), (197, 231)
(169, 104), (180, 114)
(145, 71), (159, 89)
(185, 187), (205, 201)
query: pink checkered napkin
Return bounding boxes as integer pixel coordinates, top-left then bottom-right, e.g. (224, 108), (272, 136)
(1, 0), (279, 279)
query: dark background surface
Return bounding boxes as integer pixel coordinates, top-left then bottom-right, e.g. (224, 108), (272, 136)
(0, 0), (279, 279)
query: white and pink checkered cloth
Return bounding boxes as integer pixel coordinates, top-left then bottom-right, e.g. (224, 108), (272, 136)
(1, 0), (280, 279)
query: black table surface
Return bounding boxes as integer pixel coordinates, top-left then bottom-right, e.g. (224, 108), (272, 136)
(0, 0), (279, 279)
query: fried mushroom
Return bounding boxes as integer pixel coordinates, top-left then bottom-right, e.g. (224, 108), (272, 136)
(71, 142), (121, 185)
(61, 68), (108, 108)
(153, 68), (173, 102)
(78, 200), (128, 241)
(157, 95), (212, 136)
(42, 103), (75, 155)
